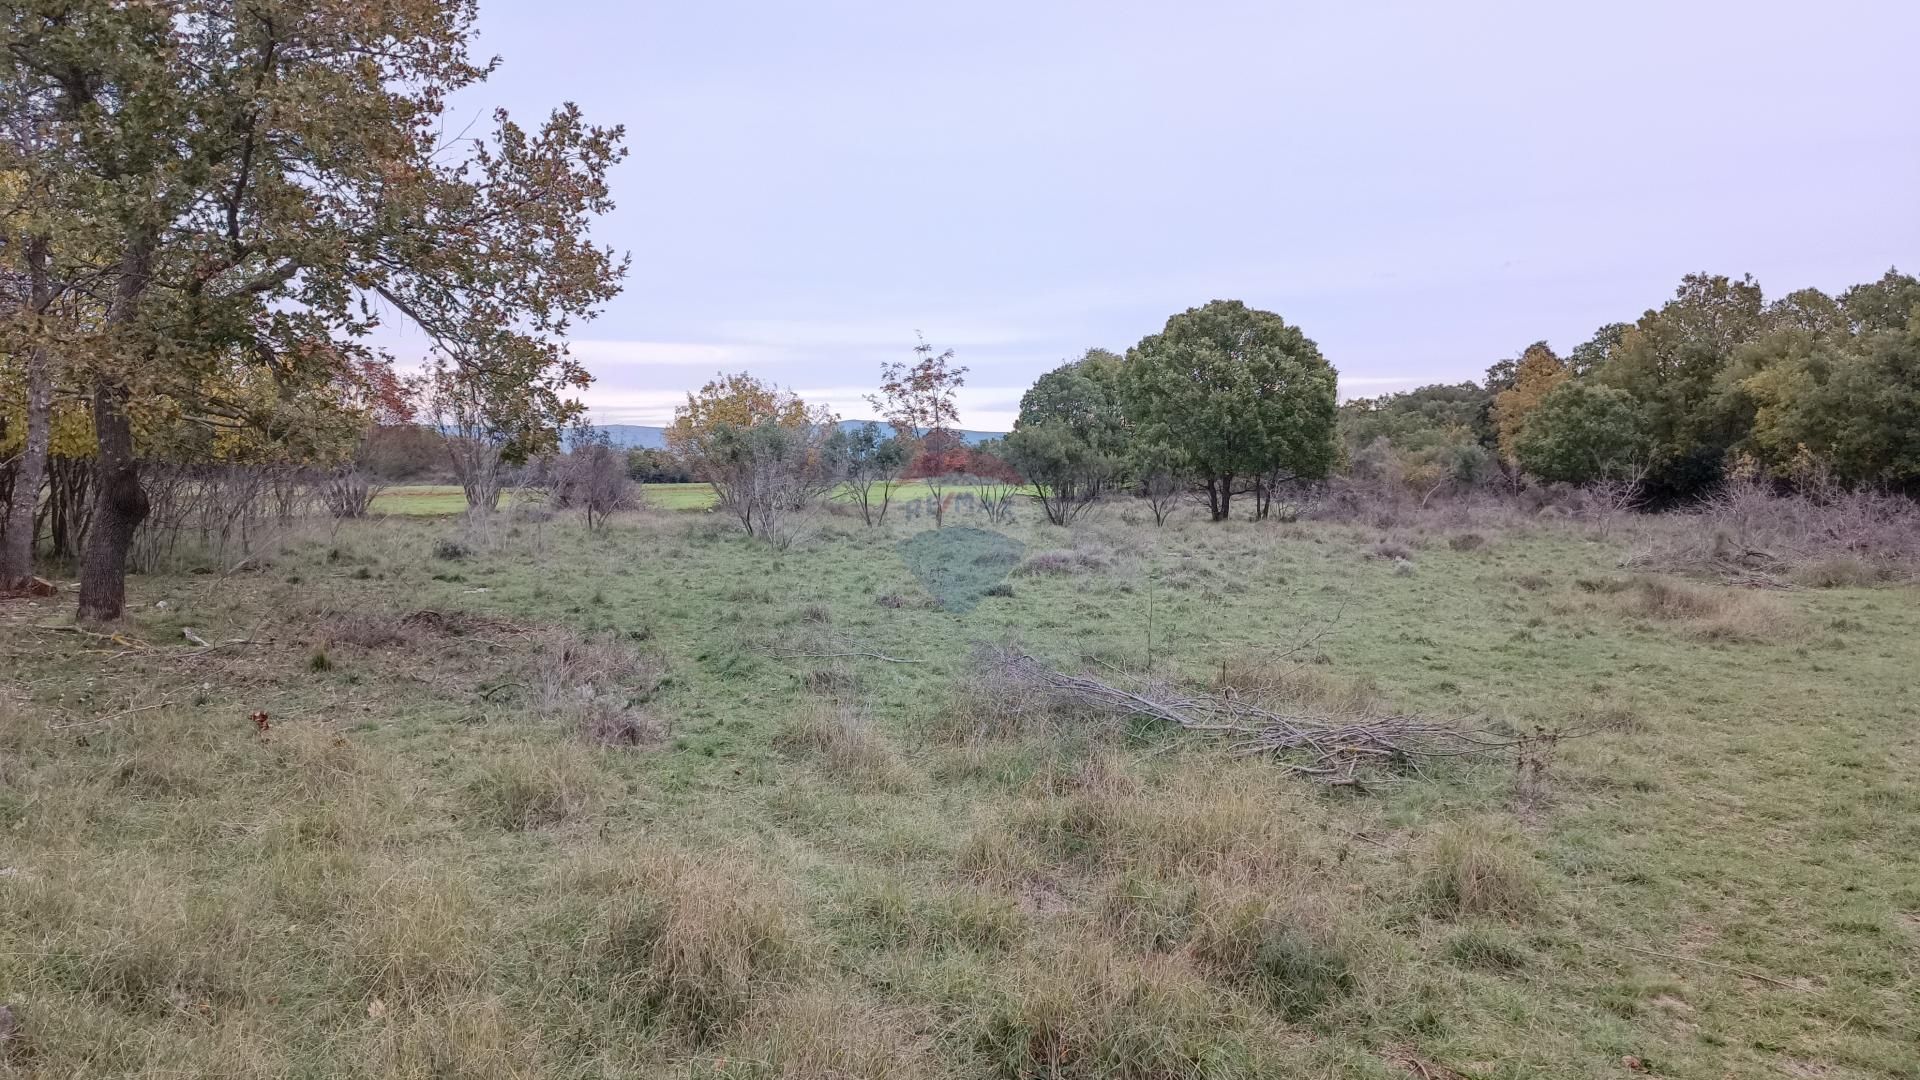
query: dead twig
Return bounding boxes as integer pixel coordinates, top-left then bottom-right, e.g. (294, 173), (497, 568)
(1609, 942), (1798, 990)
(978, 645), (1522, 784)
(49, 699), (174, 732)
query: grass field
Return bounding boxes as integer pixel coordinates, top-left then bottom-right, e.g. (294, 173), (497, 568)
(2, 503), (1916, 1078)
(371, 481), (1027, 516)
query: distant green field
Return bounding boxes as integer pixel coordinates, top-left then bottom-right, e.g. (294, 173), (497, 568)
(372, 480), (1034, 516)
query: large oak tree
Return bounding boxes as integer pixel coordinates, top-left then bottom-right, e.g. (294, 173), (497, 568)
(1121, 300), (1337, 521)
(1, 0), (624, 620)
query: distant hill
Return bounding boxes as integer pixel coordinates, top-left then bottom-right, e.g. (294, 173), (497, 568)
(576, 421), (1004, 451)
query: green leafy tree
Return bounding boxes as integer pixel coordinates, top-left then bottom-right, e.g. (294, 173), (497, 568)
(830, 421), (909, 526)
(1568, 323), (1631, 377)
(1598, 273), (1768, 497)
(1005, 348), (1130, 524)
(1512, 382), (1652, 485)
(1121, 301), (1337, 521)
(1838, 269), (1920, 334)
(1736, 319), (1920, 485)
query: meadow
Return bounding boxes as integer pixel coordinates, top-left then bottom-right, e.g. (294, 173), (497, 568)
(370, 481), (1024, 516)
(1, 496), (1916, 1079)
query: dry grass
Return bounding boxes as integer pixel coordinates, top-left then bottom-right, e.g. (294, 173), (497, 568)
(1415, 820), (1544, 920)
(707, 982), (944, 1079)
(774, 702), (915, 793)
(464, 743), (606, 830)
(976, 938), (1275, 1080)
(568, 846), (809, 1047)
(1576, 575), (1805, 643)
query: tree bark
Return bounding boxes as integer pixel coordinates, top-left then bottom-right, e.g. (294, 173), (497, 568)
(75, 381), (148, 621)
(76, 234), (155, 623)
(1, 236), (55, 592)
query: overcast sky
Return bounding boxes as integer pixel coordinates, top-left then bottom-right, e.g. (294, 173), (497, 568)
(400, 0), (1920, 430)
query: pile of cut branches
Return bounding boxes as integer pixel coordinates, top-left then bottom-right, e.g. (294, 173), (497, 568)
(976, 646), (1515, 785)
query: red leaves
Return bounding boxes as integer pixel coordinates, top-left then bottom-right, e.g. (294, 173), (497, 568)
(250, 710), (271, 735)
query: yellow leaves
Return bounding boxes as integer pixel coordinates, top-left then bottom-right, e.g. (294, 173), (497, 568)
(1491, 344), (1569, 463)
(666, 372), (833, 460)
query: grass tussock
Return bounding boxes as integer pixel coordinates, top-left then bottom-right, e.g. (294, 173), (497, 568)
(1580, 575), (1804, 643)
(571, 847), (809, 1047)
(342, 866), (484, 1006)
(1015, 544), (1113, 577)
(465, 743), (606, 830)
(774, 703), (915, 793)
(977, 940), (1271, 1080)
(1416, 820), (1543, 921)
(706, 982), (942, 1079)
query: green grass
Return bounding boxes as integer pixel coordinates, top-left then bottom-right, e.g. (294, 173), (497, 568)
(2, 506), (1916, 1078)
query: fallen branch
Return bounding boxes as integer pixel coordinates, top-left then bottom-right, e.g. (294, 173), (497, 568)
(49, 699), (174, 732)
(977, 645), (1518, 784)
(765, 648), (922, 664)
(1609, 943), (1798, 990)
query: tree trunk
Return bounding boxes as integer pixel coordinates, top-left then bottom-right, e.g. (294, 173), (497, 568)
(76, 233), (155, 623)
(76, 381), (148, 621)
(1, 236), (55, 592)
(1207, 475), (1233, 521)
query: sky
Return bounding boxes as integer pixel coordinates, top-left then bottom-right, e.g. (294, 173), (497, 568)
(394, 0), (1920, 431)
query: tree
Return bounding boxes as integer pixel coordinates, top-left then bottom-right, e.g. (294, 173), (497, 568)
(869, 335), (967, 526)
(2, 0), (625, 621)
(1736, 318), (1920, 486)
(668, 372), (816, 463)
(831, 421), (908, 526)
(551, 440), (634, 530)
(1337, 382), (1494, 498)
(1004, 422), (1108, 525)
(1838, 268), (1920, 335)
(625, 447), (692, 484)
(1598, 273), (1768, 498)
(1568, 323), (1631, 377)
(671, 373), (838, 541)
(1005, 348), (1130, 523)
(1122, 300), (1337, 521)
(0, 224), (59, 592)
(1512, 382), (1652, 486)
(1490, 343), (1568, 464)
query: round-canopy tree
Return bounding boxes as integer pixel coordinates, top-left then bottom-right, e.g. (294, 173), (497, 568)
(1121, 300), (1337, 520)
(1512, 381), (1652, 485)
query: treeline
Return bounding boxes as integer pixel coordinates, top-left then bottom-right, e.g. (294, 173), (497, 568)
(1003, 272), (1920, 520)
(1346, 269), (1920, 502)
